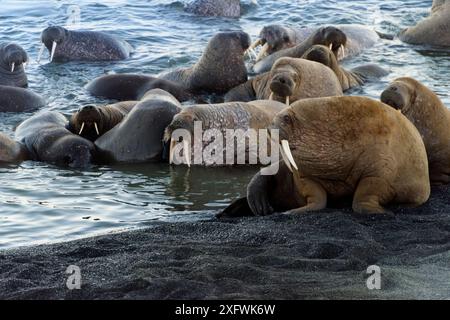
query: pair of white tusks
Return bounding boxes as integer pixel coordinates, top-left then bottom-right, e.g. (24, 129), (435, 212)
(269, 92), (290, 106)
(10, 62), (28, 72)
(329, 43), (346, 59)
(279, 140), (298, 172)
(78, 122), (100, 136)
(169, 139), (191, 167)
(247, 38), (270, 62)
(37, 41), (57, 63)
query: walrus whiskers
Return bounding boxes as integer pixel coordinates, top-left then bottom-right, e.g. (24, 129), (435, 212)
(10, 62), (14, 73)
(281, 140), (298, 170)
(78, 122), (85, 135)
(94, 122), (100, 136)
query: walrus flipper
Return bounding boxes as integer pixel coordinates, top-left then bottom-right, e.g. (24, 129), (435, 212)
(247, 172), (275, 216)
(216, 197), (254, 219)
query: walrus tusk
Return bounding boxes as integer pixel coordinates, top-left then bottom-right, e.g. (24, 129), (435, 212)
(281, 140), (298, 170)
(244, 48), (257, 60)
(286, 96), (290, 106)
(78, 122), (85, 135)
(37, 43), (45, 63)
(10, 62), (14, 73)
(94, 122), (100, 136)
(255, 43), (270, 62)
(329, 43), (333, 51)
(338, 45), (346, 59)
(183, 140), (191, 167)
(50, 41), (57, 62)
(23, 62), (27, 69)
(248, 38), (263, 51)
(279, 144), (293, 173)
(269, 92), (274, 101)
(169, 139), (177, 165)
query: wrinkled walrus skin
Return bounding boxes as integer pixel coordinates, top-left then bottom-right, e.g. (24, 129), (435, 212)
(381, 77), (450, 185)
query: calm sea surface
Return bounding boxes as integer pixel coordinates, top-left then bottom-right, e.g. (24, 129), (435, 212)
(0, 0), (448, 248)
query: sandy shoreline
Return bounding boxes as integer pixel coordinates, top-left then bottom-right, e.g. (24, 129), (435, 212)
(1, 185), (449, 300)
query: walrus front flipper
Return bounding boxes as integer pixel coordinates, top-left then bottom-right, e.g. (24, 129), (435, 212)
(375, 31), (394, 40)
(216, 197), (254, 219)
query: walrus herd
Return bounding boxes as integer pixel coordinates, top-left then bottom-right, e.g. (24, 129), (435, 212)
(1, 0), (449, 216)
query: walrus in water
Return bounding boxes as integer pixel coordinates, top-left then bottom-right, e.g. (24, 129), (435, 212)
(221, 96), (430, 216)
(302, 45), (388, 91)
(68, 101), (137, 142)
(94, 89), (182, 164)
(185, 0), (241, 17)
(399, 0), (450, 46)
(0, 85), (45, 113)
(160, 31), (251, 94)
(0, 43), (28, 88)
(0, 133), (28, 164)
(381, 77), (450, 184)
(251, 25), (380, 74)
(15, 111), (95, 168)
(225, 57), (343, 104)
(163, 100), (286, 166)
(86, 74), (194, 102)
(37, 26), (133, 63)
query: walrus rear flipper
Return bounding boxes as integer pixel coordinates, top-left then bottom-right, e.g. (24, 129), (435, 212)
(375, 31), (394, 40)
(216, 197), (254, 219)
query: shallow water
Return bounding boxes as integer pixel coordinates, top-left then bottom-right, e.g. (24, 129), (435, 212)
(0, 0), (449, 249)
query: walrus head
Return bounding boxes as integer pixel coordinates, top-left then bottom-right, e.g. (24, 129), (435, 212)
(39, 26), (69, 63)
(310, 26), (347, 60)
(0, 133), (28, 164)
(69, 105), (106, 142)
(380, 79), (416, 113)
(47, 135), (95, 168)
(268, 57), (303, 106)
(250, 25), (298, 60)
(301, 44), (336, 69)
(0, 43), (28, 87)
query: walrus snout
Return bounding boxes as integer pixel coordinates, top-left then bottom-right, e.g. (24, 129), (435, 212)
(270, 74), (295, 98)
(315, 26), (347, 58)
(380, 85), (407, 110)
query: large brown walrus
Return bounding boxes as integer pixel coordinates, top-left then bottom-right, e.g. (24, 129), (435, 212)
(221, 96), (430, 216)
(302, 45), (388, 91)
(160, 31), (251, 94)
(225, 57), (343, 104)
(163, 100), (286, 166)
(399, 0), (450, 46)
(68, 101), (138, 142)
(381, 77), (450, 185)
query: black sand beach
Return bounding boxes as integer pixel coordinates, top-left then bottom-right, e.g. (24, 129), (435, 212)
(1, 185), (449, 300)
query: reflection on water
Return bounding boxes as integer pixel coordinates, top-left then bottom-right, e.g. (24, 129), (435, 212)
(0, 0), (449, 248)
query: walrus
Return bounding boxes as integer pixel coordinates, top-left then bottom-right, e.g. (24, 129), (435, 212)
(0, 85), (45, 113)
(68, 101), (137, 142)
(85, 74), (194, 102)
(399, 0), (450, 46)
(380, 77), (450, 184)
(302, 45), (388, 91)
(94, 89), (182, 164)
(0, 133), (28, 164)
(221, 96), (430, 216)
(224, 57), (343, 104)
(251, 25), (379, 74)
(163, 100), (286, 166)
(0, 43), (28, 87)
(160, 31), (251, 94)
(37, 26), (133, 63)
(15, 111), (95, 168)
(185, 0), (241, 17)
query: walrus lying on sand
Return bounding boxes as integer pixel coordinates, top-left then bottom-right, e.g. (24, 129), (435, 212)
(399, 0), (450, 47)
(220, 96), (430, 216)
(15, 111), (95, 168)
(302, 45), (388, 91)
(381, 77), (450, 185)
(160, 31), (251, 94)
(68, 101), (138, 142)
(225, 57), (343, 104)
(163, 100), (286, 166)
